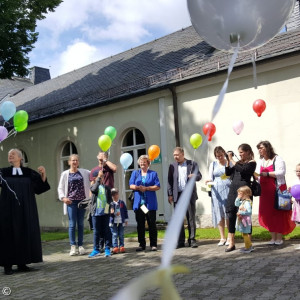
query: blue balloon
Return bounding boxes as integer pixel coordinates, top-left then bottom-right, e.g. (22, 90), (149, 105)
(120, 153), (133, 170)
(0, 101), (16, 121)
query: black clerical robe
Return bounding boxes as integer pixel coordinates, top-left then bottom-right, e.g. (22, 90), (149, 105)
(0, 167), (50, 267)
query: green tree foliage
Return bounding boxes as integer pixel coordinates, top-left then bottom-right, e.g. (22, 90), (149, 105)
(0, 0), (63, 79)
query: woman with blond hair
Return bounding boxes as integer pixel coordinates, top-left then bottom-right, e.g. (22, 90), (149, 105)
(58, 154), (90, 256)
(129, 155), (160, 252)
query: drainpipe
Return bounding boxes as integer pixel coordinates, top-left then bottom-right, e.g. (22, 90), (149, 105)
(170, 86), (180, 146)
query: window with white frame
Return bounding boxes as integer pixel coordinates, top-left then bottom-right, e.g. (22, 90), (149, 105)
(60, 142), (78, 172)
(121, 128), (146, 209)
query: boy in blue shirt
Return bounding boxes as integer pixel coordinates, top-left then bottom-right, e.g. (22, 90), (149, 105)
(109, 188), (128, 254)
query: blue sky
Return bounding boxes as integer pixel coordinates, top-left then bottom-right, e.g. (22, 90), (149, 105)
(29, 0), (192, 79)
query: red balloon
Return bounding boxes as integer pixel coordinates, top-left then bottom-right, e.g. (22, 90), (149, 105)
(253, 99), (266, 117)
(202, 122), (216, 141)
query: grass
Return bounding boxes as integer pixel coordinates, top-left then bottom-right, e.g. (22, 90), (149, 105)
(125, 226), (300, 240)
(41, 226), (300, 242)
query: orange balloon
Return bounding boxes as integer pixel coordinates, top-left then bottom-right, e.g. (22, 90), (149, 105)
(148, 145), (160, 161)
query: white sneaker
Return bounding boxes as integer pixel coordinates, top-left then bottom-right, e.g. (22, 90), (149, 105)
(275, 240), (283, 245)
(78, 246), (85, 255)
(239, 246), (254, 253)
(225, 239), (230, 246)
(295, 245), (300, 250)
(70, 245), (77, 256)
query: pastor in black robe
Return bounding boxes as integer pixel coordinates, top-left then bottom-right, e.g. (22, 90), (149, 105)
(0, 167), (50, 267)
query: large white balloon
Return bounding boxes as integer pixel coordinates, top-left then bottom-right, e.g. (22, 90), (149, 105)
(187, 0), (295, 53)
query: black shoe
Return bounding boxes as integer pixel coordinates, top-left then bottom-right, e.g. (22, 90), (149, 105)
(17, 265), (31, 272)
(191, 241), (198, 248)
(136, 246), (146, 252)
(4, 266), (13, 275)
(225, 245), (236, 252)
(176, 243), (185, 249)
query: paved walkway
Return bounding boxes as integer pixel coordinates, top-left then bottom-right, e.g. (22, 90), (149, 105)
(1, 233), (300, 300)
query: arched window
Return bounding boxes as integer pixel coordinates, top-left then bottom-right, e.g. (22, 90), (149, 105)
(20, 150), (28, 167)
(60, 142), (78, 172)
(121, 128), (146, 209)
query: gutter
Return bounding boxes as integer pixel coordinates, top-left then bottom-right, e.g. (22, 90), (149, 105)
(169, 86), (180, 147)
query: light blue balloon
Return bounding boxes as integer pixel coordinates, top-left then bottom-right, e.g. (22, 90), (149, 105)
(0, 101), (16, 121)
(120, 153), (133, 170)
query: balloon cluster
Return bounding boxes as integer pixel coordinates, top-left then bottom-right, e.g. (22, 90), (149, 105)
(0, 100), (29, 142)
(98, 126), (117, 152)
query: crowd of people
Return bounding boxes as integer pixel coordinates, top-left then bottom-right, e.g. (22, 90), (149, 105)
(1, 140), (300, 275)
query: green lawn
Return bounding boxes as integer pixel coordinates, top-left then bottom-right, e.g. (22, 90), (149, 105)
(41, 226), (300, 242)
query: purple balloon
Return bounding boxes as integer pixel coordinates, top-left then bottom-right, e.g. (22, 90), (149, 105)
(0, 126), (8, 142)
(290, 184), (300, 200)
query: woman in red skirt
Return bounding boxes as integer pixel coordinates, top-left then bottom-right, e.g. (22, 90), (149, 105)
(256, 141), (295, 245)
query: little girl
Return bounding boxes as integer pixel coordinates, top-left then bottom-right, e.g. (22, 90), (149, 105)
(290, 163), (300, 249)
(235, 186), (253, 253)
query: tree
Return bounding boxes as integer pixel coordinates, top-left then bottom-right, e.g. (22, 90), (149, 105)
(0, 0), (62, 79)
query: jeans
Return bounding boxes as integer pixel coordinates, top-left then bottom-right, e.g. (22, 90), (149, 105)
(67, 202), (85, 246)
(110, 223), (125, 248)
(92, 215), (111, 250)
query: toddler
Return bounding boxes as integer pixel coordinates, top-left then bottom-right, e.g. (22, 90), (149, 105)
(290, 163), (300, 249)
(109, 188), (128, 254)
(235, 186), (253, 253)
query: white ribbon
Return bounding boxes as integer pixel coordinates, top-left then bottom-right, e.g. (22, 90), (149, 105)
(212, 41), (240, 120)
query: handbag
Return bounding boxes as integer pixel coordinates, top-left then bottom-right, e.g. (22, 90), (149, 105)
(250, 177), (261, 197)
(274, 189), (292, 210)
(128, 191), (134, 202)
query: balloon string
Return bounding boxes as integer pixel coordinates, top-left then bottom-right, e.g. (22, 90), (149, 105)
(123, 170), (126, 198)
(0, 174), (20, 205)
(211, 40), (240, 120)
(251, 53), (258, 89)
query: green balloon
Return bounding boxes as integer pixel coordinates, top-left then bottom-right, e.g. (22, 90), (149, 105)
(104, 126), (117, 141)
(190, 133), (203, 149)
(98, 135), (112, 152)
(15, 122), (28, 132)
(13, 110), (29, 127)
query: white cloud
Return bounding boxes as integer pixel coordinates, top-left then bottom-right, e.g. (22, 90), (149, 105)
(30, 0), (192, 77)
(38, 0), (191, 44)
(57, 40), (104, 75)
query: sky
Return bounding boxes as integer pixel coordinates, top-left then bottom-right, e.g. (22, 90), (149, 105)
(28, 0), (192, 79)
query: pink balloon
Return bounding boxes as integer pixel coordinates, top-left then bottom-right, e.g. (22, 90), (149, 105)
(0, 126), (8, 141)
(232, 120), (244, 135)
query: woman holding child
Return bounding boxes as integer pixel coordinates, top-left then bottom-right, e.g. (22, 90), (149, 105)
(225, 144), (256, 252)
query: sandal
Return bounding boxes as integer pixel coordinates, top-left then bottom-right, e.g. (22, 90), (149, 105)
(217, 239), (226, 246)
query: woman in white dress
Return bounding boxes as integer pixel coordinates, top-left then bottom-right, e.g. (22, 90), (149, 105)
(206, 146), (231, 246)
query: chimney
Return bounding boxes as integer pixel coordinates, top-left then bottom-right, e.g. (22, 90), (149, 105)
(29, 66), (51, 85)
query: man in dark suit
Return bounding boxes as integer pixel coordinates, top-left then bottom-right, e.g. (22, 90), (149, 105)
(168, 147), (202, 248)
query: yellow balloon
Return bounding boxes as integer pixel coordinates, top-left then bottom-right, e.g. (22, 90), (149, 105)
(190, 133), (202, 149)
(98, 135), (112, 151)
